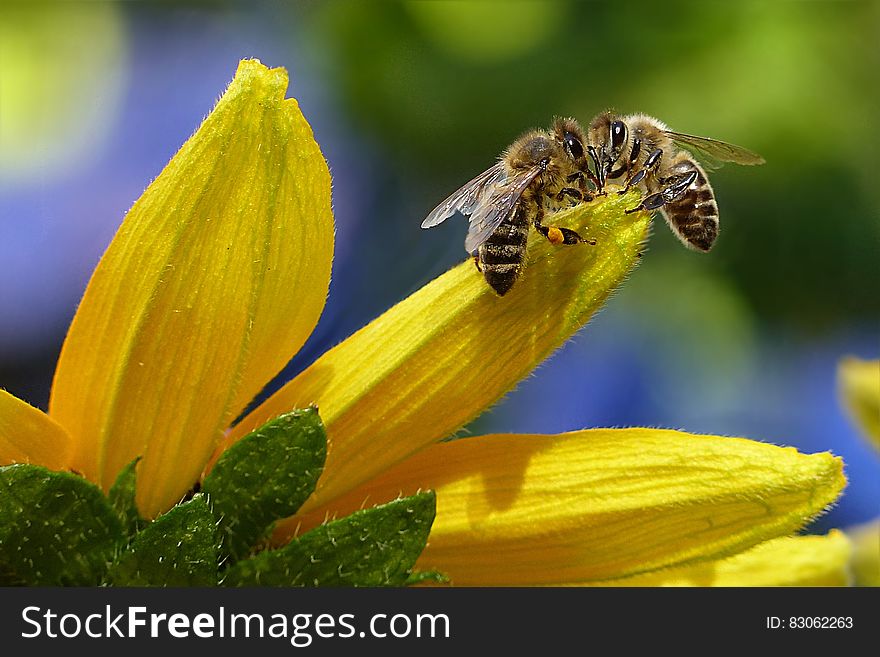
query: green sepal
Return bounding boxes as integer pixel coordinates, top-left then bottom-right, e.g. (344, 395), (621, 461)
(203, 407), (326, 562)
(223, 491), (436, 587)
(0, 464), (123, 585)
(108, 457), (145, 539)
(105, 493), (219, 586)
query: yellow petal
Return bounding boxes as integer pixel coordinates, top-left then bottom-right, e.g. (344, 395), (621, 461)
(49, 59), (333, 516)
(230, 192), (649, 513)
(846, 519), (880, 587)
(838, 357), (880, 449)
(588, 532), (851, 586)
(0, 389), (72, 471)
(280, 429), (845, 585)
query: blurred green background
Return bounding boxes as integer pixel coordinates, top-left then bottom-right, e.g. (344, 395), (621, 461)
(1, 0), (878, 530)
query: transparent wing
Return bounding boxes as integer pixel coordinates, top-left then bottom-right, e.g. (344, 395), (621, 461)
(666, 131), (765, 166)
(463, 165), (542, 253)
(665, 131), (765, 166)
(421, 162), (507, 229)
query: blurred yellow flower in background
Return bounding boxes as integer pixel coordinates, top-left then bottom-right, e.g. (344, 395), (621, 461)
(0, 2), (127, 181)
(838, 357), (880, 450)
(838, 357), (880, 586)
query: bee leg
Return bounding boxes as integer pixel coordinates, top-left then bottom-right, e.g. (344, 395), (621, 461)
(473, 253), (482, 272)
(567, 171), (597, 200)
(587, 146), (608, 195)
(618, 148), (663, 195)
(560, 227), (596, 245)
(555, 186), (588, 204)
(607, 166), (627, 179)
(534, 220), (596, 247)
(611, 136), (641, 185)
(534, 195), (596, 245)
(625, 170), (697, 214)
(577, 172), (596, 200)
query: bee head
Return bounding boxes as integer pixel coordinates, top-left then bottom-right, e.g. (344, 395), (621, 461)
(588, 111), (628, 175)
(551, 117), (587, 165)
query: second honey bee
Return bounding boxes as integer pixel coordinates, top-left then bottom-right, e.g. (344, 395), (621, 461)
(586, 112), (765, 251)
(421, 117), (598, 296)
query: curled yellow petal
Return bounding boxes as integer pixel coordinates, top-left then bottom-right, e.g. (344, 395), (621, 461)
(281, 429), (845, 585)
(589, 532), (851, 587)
(231, 192), (649, 513)
(0, 389), (72, 471)
(49, 59), (333, 516)
(838, 357), (880, 449)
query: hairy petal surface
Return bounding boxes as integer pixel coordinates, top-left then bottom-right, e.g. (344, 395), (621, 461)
(588, 532), (851, 587)
(280, 429), (845, 585)
(50, 60), (333, 516)
(231, 193), (650, 513)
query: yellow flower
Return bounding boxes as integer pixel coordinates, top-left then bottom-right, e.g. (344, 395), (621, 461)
(0, 59), (846, 585)
(847, 520), (880, 587)
(838, 357), (880, 450)
(837, 357), (880, 586)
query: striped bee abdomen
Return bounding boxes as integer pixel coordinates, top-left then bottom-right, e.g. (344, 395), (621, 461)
(478, 205), (530, 296)
(662, 159), (719, 252)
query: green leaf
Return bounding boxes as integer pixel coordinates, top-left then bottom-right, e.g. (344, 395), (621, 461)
(108, 457), (145, 539)
(0, 464), (123, 585)
(106, 494), (219, 586)
(223, 491), (436, 587)
(203, 407), (326, 562)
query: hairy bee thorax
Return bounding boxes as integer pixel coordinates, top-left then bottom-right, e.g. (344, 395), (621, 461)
(503, 132), (554, 170)
(504, 133), (565, 191)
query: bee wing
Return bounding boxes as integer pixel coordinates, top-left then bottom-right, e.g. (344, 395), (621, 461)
(665, 131), (766, 167)
(421, 162), (507, 229)
(463, 165), (543, 253)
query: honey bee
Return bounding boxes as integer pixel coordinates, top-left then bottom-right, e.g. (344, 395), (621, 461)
(421, 117), (598, 296)
(586, 112), (764, 251)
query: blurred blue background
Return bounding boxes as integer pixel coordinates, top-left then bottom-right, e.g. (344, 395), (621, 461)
(1, 1), (877, 532)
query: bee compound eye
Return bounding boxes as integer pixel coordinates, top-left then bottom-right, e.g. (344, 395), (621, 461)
(610, 121), (627, 151)
(564, 134), (584, 160)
